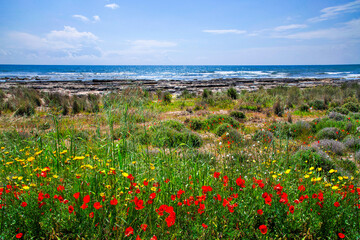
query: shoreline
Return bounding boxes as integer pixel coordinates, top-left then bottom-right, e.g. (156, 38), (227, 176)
(1, 77), (359, 95)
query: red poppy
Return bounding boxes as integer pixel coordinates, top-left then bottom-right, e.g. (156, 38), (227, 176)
(136, 235), (141, 240)
(89, 212), (94, 218)
(202, 223), (208, 229)
(150, 193), (156, 199)
(80, 203), (88, 209)
(141, 224), (148, 231)
(150, 236), (157, 240)
(338, 233), (345, 239)
(21, 202), (27, 207)
(73, 192), (80, 199)
(289, 205), (295, 214)
(259, 225), (267, 234)
(125, 227), (134, 237)
(94, 202), (102, 210)
(83, 195), (90, 204)
(334, 202), (340, 207)
(134, 197), (144, 210)
(110, 198), (118, 205)
(143, 181), (148, 186)
(57, 185), (65, 192)
(213, 172), (220, 178)
(68, 205), (74, 214)
(236, 176), (246, 188)
(16, 233), (23, 238)
(257, 209), (263, 215)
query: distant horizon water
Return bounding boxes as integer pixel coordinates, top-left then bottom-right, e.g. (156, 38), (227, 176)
(1, 64), (360, 81)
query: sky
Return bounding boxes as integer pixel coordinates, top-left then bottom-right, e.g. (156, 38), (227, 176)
(0, 0), (360, 65)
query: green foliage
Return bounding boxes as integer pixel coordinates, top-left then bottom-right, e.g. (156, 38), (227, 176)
(227, 87), (237, 99)
(188, 118), (205, 131)
(342, 102), (360, 112)
(162, 120), (185, 132)
(273, 100), (283, 117)
(252, 129), (274, 142)
(299, 104), (309, 112)
(229, 111), (246, 120)
(309, 100), (327, 110)
(163, 92), (172, 104)
(316, 127), (344, 140)
(202, 89), (213, 99)
(14, 103), (35, 117)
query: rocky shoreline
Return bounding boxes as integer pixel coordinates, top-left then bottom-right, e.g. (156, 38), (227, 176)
(0, 77), (359, 95)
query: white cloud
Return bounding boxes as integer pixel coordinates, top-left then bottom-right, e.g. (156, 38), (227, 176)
(309, 0), (360, 22)
(93, 15), (100, 22)
(105, 3), (119, 9)
(5, 26), (100, 60)
(203, 29), (246, 34)
(274, 24), (307, 31)
(278, 18), (360, 40)
(73, 14), (89, 22)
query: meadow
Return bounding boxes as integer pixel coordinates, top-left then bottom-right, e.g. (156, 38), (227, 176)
(0, 84), (359, 239)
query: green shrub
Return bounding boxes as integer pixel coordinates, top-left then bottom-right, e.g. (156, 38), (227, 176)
(227, 87), (237, 100)
(229, 111), (246, 120)
(220, 128), (243, 147)
(253, 129), (274, 142)
(273, 100), (283, 117)
(188, 119), (205, 131)
(72, 100), (80, 114)
(152, 126), (202, 148)
(162, 120), (185, 132)
(342, 102), (360, 112)
(291, 148), (336, 175)
(163, 92), (172, 104)
(14, 104), (35, 117)
(316, 127), (344, 140)
(215, 123), (233, 137)
(299, 104), (309, 112)
(206, 114), (239, 131)
(310, 100), (327, 110)
(202, 89), (213, 99)
(329, 107), (349, 115)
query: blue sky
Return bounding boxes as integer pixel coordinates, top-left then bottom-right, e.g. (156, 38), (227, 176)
(0, 0), (360, 65)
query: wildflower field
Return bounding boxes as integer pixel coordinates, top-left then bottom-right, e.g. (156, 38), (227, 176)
(0, 85), (360, 239)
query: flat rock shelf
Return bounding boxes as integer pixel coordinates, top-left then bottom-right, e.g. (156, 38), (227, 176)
(0, 77), (359, 95)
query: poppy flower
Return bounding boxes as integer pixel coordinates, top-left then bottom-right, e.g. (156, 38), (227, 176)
(125, 227), (134, 237)
(257, 209), (263, 215)
(213, 172), (220, 178)
(150, 193), (156, 199)
(289, 205), (295, 214)
(202, 223), (208, 229)
(83, 195), (90, 204)
(334, 202), (340, 207)
(68, 205), (74, 214)
(259, 225), (267, 234)
(141, 224), (148, 231)
(94, 202), (102, 210)
(80, 203), (88, 209)
(21, 202), (27, 207)
(150, 236), (157, 240)
(110, 198), (118, 205)
(89, 212), (94, 218)
(136, 236), (141, 240)
(16, 233), (23, 238)
(338, 233), (345, 238)
(73, 192), (80, 199)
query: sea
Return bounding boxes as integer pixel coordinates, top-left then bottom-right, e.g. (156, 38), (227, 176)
(0, 64), (359, 82)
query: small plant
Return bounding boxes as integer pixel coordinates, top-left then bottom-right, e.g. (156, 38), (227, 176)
(342, 102), (360, 112)
(230, 111), (246, 120)
(163, 92), (172, 104)
(273, 100), (283, 117)
(299, 104), (309, 112)
(227, 87), (237, 100)
(14, 104), (35, 117)
(202, 89), (213, 99)
(316, 127), (344, 140)
(253, 129), (274, 142)
(312, 139), (346, 155)
(310, 100), (327, 110)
